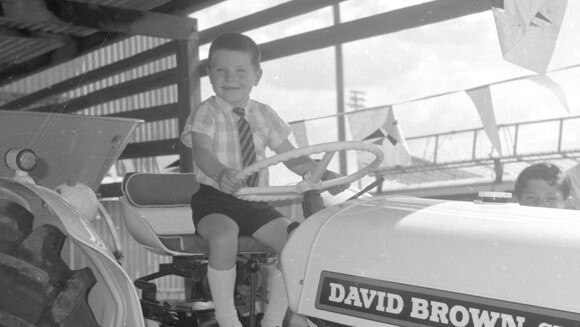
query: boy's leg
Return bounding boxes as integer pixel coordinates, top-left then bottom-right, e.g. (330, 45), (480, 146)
(252, 218), (291, 327)
(252, 217), (290, 253)
(261, 266), (289, 327)
(197, 213), (241, 327)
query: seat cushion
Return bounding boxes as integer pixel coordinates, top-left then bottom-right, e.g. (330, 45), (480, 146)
(126, 204), (196, 235)
(121, 172), (275, 255)
(122, 172), (199, 207)
(160, 234), (274, 255)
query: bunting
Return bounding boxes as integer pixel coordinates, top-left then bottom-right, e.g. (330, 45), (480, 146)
(527, 75), (570, 112)
(348, 106), (411, 169)
(466, 86), (502, 156)
(491, 0), (567, 73)
(290, 120), (309, 148)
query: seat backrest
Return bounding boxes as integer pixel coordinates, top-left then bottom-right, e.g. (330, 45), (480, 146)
(122, 172), (198, 207)
(120, 172), (200, 256)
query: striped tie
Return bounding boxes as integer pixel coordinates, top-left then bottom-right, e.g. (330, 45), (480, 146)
(233, 107), (259, 187)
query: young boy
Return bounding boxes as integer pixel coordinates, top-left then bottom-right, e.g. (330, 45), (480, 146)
(514, 162), (571, 209)
(180, 32), (348, 327)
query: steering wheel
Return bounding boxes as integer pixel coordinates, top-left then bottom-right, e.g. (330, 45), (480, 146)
(234, 141), (384, 202)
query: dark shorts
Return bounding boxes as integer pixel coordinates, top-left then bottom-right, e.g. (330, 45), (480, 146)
(190, 184), (285, 236)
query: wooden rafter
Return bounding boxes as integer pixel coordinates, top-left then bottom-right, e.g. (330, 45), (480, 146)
(153, 0), (226, 16)
(0, 42), (175, 110)
(0, 0), (217, 85)
(195, 0), (491, 76)
(258, 0), (491, 62)
(0, 0), (196, 40)
(199, 0), (344, 45)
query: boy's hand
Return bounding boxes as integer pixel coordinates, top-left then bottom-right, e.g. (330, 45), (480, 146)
(218, 168), (244, 194)
(322, 170), (351, 195)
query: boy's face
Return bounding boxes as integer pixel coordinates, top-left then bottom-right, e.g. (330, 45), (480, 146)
(208, 49), (262, 107)
(519, 179), (565, 208)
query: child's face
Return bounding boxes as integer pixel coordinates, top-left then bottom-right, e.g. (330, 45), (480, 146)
(208, 49), (262, 107)
(519, 179), (565, 208)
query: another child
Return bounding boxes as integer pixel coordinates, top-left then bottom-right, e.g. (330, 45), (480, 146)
(514, 162), (571, 209)
(180, 32), (348, 327)
(565, 163), (580, 209)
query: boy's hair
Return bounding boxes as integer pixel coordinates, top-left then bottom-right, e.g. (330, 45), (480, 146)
(514, 162), (571, 199)
(208, 33), (262, 70)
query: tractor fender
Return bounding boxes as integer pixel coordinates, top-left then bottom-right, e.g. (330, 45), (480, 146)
(0, 178), (145, 327)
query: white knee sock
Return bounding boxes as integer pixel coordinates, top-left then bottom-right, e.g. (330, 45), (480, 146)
(261, 268), (288, 327)
(207, 265), (242, 327)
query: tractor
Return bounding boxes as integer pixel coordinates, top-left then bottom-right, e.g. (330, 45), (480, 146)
(1, 111), (580, 327)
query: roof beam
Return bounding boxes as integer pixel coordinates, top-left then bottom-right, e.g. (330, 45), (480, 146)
(0, 0), (196, 40)
(0, 0), (489, 86)
(0, 42), (175, 110)
(259, 0), (491, 61)
(199, 0), (344, 45)
(153, 0), (226, 16)
(197, 0), (490, 74)
(0, 0), (201, 85)
(0, 30), (121, 85)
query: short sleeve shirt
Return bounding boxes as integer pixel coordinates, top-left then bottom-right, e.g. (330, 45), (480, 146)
(180, 96), (291, 190)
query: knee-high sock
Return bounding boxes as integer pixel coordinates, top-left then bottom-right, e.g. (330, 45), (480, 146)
(261, 268), (288, 327)
(207, 265), (242, 327)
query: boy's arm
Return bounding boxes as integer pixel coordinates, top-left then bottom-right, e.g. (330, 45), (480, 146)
(273, 139), (349, 195)
(190, 132), (244, 194)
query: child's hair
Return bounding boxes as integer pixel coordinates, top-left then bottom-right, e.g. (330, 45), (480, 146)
(514, 162), (571, 199)
(208, 33), (262, 70)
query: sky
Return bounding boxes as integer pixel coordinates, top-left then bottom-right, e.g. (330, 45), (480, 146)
(1, 1), (577, 190)
(191, 1), (580, 185)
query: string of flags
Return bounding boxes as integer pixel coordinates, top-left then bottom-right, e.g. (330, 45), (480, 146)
(466, 85), (502, 156)
(347, 106), (412, 169)
(289, 65), (572, 168)
(289, 0), (571, 170)
(491, 0), (567, 74)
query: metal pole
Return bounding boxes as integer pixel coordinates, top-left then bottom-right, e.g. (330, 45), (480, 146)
(557, 118), (564, 153)
(333, 4), (347, 175)
(471, 129), (478, 161)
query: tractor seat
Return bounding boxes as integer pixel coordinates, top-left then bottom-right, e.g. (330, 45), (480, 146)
(120, 172), (275, 257)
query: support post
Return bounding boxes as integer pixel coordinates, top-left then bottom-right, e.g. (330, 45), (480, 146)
(333, 4), (347, 175)
(174, 29), (201, 173)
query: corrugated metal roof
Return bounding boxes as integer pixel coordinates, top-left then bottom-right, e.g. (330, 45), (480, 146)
(0, 0), (175, 81)
(75, 0), (172, 10)
(0, 36), (63, 66)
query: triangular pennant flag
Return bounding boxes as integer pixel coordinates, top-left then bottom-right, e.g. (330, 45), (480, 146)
(491, 0), (567, 73)
(382, 108), (402, 146)
(371, 139), (382, 145)
(466, 86), (502, 156)
(378, 137), (411, 168)
(348, 106), (411, 169)
(527, 75), (570, 113)
(379, 107), (411, 167)
(386, 134), (398, 146)
(290, 120), (309, 148)
(347, 107), (388, 141)
(363, 129), (385, 141)
(534, 11), (552, 24)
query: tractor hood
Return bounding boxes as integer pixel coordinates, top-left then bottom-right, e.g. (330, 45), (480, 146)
(0, 110), (141, 191)
(281, 195), (580, 326)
